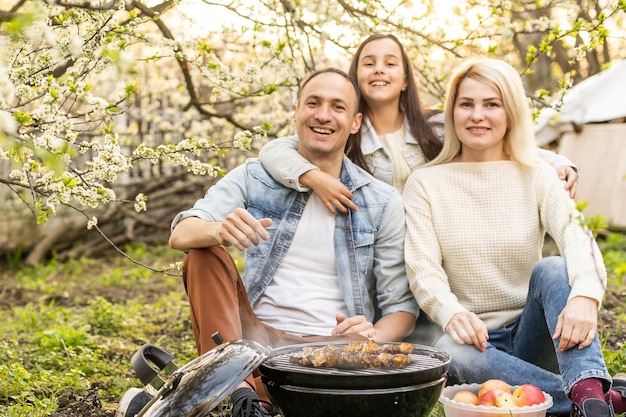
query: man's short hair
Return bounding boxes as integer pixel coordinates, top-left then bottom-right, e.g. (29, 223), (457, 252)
(297, 68), (361, 114)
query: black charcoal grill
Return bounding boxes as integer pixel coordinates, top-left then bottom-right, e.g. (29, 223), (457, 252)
(259, 342), (451, 417)
(125, 339), (450, 417)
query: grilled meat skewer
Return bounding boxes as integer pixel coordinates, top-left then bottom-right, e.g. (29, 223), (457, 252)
(290, 341), (413, 369)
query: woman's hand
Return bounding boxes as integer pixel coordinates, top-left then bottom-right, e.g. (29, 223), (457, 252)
(558, 166), (578, 199)
(445, 311), (489, 352)
(553, 296), (598, 351)
(300, 170), (358, 214)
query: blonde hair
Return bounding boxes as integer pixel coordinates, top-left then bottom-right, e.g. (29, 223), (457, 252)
(430, 58), (540, 169)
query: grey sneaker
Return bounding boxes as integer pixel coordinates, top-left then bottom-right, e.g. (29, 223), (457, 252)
(230, 388), (273, 417)
(570, 398), (615, 417)
(115, 387), (154, 417)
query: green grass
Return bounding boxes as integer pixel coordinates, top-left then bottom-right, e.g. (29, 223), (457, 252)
(0, 236), (624, 417)
(0, 244), (197, 417)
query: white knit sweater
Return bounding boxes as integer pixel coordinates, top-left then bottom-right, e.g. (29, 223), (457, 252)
(403, 160), (607, 331)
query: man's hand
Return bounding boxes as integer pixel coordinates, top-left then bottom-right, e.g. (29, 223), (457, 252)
(300, 170), (358, 214)
(558, 166), (578, 199)
(218, 207), (273, 250)
(553, 296), (598, 351)
(445, 311), (489, 352)
(332, 314), (374, 339)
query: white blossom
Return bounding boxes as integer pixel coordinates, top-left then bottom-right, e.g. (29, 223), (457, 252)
(134, 193), (147, 212)
(68, 36), (84, 57)
(44, 201), (56, 214)
(0, 112), (17, 136)
(87, 216), (98, 230)
(13, 84), (36, 101)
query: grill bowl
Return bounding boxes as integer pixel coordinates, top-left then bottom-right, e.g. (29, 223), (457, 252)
(259, 341), (451, 389)
(263, 376), (446, 417)
(259, 341), (451, 417)
(440, 383), (553, 417)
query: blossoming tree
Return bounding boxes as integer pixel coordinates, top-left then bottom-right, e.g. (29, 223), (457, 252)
(0, 0), (624, 265)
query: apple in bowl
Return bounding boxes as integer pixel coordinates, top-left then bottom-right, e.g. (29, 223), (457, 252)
(452, 390), (480, 405)
(479, 389), (517, 407)
(477, 379), (512, 399)
(513, 384), (546, 407)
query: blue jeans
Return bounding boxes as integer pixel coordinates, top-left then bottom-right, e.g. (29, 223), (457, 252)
(435, 256), (611, 415)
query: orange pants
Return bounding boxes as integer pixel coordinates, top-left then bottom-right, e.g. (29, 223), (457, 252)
(181, 246), (365, 400)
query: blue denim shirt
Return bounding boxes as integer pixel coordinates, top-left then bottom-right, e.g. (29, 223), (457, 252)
(171, 157), (419, 322)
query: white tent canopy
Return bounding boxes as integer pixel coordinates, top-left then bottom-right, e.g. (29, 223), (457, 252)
(534, 59), (626, 146)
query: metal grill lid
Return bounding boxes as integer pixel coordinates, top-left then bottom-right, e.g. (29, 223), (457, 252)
(141, 340), (268, 417)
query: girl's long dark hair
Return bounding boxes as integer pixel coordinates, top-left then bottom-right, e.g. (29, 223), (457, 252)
(346, 34), (443, 164)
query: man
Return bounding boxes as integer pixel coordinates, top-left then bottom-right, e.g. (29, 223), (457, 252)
(118, 68), (418, 417)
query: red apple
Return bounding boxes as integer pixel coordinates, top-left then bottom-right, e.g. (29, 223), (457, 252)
(495, 391), (517, 408)
(453, 389), (480, 405)
(513, 384), (545, 406)
(478, 379), (511, 399)
(479, 389), (516, 408)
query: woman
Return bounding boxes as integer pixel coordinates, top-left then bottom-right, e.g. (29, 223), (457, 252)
(258, 33), (578, 213)
(403, 57), (624, 417)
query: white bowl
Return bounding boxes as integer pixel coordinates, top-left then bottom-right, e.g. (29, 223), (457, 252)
(439, 383), (553, 417)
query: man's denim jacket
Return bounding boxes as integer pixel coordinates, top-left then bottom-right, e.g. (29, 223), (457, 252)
(171, 157), (419, 322)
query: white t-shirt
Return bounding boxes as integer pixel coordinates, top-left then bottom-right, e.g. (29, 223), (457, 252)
(378, 126), (412, 191)
(254, 193), (349, 336)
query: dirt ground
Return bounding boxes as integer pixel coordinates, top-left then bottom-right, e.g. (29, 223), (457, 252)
(48, 389), (114, 417)
(601, 289), (626, 353)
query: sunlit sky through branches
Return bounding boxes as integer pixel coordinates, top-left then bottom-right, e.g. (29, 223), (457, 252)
(178, 0), (463, 38)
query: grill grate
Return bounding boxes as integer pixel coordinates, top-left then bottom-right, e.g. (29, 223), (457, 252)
(264, 352), (445, 376)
